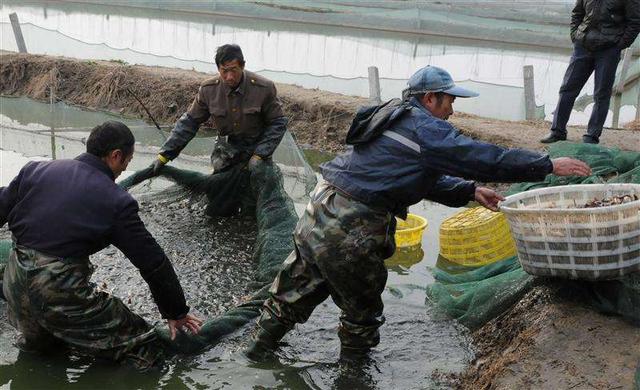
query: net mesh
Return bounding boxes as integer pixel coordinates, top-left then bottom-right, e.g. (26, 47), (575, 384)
(145, 162), (300, 352)
(116, 134), (313, 352)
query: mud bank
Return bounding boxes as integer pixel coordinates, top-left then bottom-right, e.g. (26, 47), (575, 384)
(2, 52), (639, 156)
(0, 52), (360, 154)
(448, 286), (640, 389)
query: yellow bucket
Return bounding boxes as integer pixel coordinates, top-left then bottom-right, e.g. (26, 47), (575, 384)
(439, 207), (516, 267)
(394, 214), (428, 247)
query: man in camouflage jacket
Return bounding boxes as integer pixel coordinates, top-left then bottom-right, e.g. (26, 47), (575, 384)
(151, 44), (288, 174)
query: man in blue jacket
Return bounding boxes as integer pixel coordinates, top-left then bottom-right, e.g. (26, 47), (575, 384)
(245, 66), (591, 359)
(0, 121), (202, 368)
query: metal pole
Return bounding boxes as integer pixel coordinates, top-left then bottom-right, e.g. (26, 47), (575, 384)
(523, 65), (536, 120)
(636, 83), (640, 121)
(368, 66), (381, 105)
(50, 76), (57, 160)
(9, 13), (27, 53)
(612, 48), (633, 128)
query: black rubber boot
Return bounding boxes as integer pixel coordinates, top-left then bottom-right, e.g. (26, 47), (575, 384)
(338, 345), (372, 362)
(540, 132), (567, 144)
(243, 315), (291, 362)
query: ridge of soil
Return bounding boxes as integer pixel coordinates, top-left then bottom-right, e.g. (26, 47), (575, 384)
(0, 52), (360, 154)
(1, 52), (638, 156)
(449, 286), (640, 389)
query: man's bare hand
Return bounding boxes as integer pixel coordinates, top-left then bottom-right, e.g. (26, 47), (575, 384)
(475, 186), (505, 212)
(167, 314), (203, 340)
(551, 157), (592, 177)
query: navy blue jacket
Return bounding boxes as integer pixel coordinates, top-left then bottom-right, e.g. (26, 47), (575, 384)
(321, 97), (553, 217)
(0, 153), (188, 320)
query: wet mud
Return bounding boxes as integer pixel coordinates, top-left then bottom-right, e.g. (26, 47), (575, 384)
(449, 286), (640, 389)
(626, 119), (640, 131)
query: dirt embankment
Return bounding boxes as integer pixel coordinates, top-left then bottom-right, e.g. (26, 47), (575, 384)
(2, 52), (638, 155)
(0, 52), (361, 154)
(449, 287), (640, 389)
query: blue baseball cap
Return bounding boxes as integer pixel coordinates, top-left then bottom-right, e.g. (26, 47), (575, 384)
(405, 66), (479, 98)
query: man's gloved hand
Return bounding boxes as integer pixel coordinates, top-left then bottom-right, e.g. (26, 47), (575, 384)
(247, 154), (263, 171)
(150, 154), (169, 177)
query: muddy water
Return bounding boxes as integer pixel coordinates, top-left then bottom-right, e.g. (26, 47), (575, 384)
(0, 97), (472, 389)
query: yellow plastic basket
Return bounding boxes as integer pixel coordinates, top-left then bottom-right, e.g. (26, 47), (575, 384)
(439, 207), (516, 267)
(395, 214), (428, 248)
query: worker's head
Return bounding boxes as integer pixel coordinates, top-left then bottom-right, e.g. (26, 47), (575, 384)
(86, 121), (135, 179)
(403, 65), (479, 120)
(215, 44), (245, 89)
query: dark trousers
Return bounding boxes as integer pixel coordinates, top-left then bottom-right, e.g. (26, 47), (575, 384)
(551, 43), (622, 142)
(3, 246), (162, 369)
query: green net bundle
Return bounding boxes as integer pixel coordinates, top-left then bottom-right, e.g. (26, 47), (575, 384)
(426, 256), (534, 330)
(507, 142), (640, 195)
(142, 162), (300, 352)
(118, 160), (305, 352)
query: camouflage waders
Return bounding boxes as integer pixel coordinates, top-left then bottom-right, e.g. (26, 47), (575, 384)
(252, 182), (396, 354)
(2, 244), (162, 369)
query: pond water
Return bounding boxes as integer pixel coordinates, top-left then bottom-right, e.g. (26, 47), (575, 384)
(1, 0), (638, 125)
(0, 97), (472, 389)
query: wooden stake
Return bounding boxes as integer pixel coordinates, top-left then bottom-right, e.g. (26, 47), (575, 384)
(368, 66), (381, 105)
(9, 13), (27, 53)
(523, 65), (536, 120)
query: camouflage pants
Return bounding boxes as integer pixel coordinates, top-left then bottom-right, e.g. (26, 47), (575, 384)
(2, 245), (162, 368)
(260, 183), (396, 350)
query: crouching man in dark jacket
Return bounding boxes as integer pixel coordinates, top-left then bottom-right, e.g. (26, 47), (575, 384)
(0, 121), (202, 368)
(245, 66), (592, 360)
(541, 0), (640, 144)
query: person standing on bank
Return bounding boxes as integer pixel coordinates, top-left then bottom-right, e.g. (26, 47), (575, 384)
(541, 0), (640, 144)
(0, 121), (202, 369)
(245, 66), (592, 360)
(150, 44), (288, 174)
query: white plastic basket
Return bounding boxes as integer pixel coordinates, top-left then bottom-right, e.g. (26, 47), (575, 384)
(500, 184), (640, 280)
